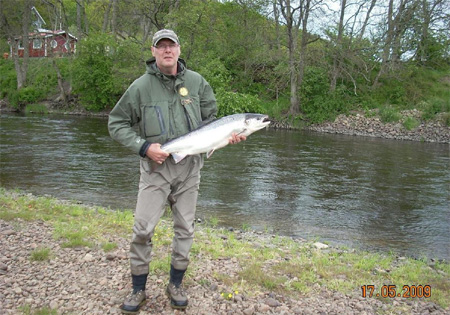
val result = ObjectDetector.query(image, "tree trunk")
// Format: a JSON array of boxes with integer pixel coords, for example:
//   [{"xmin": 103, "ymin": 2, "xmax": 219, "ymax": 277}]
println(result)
[
  {"xmin": 358, "ymin": 0, "xmax": 377, "ymax": 40},
  {"xmin": 273, "ymin": 0, "xmax": 281, "ymax": 49},
  {"xmin": 373, "ymin": 0, "xmax": 394, "ymax": 87},
  {"xmin": 102, "ymin": 0, "xmax": 112, "ymax": 33},
  {"xmin": 52, "ymin": 59, "xmax": 68, "ymax": 106},
  {"xmin": 330, "ymin": 0, "xmax": 346, "ymax": 92},
  {"xmin": 76, "ymin": 0, "xmax": 83, "ymax": 40},
  {"xmin": 111, "ymin": 0, "xmax": 117, "ymax": 35},
  {"xmin": 14, "ymin": 0, "xmax": 32, "ymax": 91}
]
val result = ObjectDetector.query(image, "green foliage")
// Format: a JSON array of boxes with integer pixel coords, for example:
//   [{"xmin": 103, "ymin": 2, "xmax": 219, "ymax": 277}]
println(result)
[
  {"xmin": 1, "ymin": 0, "xmax": 449, "ymax": 125},
  {"xmin": 299, "ymin": 67, "xmax": 352, "ymax": 123},
  {"xmin": 216, "ymin": 88, "xmax": 264, "ymax": 117},
  {"xmin": 0, "ymin": 59, "xmax": 19, "ymax": 107},
  {"xmin": 379, "ymin": 106, "xmax": 402, "ymax": 123},
  {"xmin": 71, "ymin": 33, "xmax": 121, "ymax": 111},
  {"xmin": 403, "ymin": 117, "xmax": 420, "ymax": 130},
  {"xmin": 18, "ymin": 86, "xmax": 46, "ymax": 103},
  {"xmin": 196, "ymin": 58, "xmax": 232, "ymax": 92},
  {"xmin": 113, "ymin": 38, "xmax": 147, "ymax": 90},
  {"xmin": 419, "ymin": 97, "xmax": 450, "ymax": 121}
]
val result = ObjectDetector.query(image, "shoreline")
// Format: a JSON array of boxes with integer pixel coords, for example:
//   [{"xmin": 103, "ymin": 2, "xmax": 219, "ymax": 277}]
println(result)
[
  {"xmin": 1, "ymin": 190, "xmax": 448, "ymax": 314},
  {"xmin": 2, "ymin": 106, "xmax": 449, "ymax": 144}
]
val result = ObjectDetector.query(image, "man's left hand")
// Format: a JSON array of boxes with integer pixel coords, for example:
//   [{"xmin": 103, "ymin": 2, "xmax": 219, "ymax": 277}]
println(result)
[{"xmin": 229, "ymin": 133, "xmax": 246, "ymax": 145}]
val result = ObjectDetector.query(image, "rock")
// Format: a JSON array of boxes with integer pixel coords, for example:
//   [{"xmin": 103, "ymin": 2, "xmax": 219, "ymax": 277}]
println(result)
[
  {"xmin": 2, "ymin": 229, "xmax": 16, "ymax": 236},
  {"xmin": 0, "ymin": 262, "xmax": 8, "ymax": 270},
  {"xmin": 313, "ymin": 242, "xmax": 329, "ymax": 249},
  {"xmin": 105, "ymin": 253, "xmax": 116, "ymax": 261},
  {"xmin": 266, "ymin": 298, "xmax": 280, "ymax": 307},
  {"xmin": 83, "ymin": 253, "xmax": 94, "ymax": 262}
]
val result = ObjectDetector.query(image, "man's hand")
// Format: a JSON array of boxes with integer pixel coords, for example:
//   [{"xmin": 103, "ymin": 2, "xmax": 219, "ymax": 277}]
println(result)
[
  {"xmin": 146, "ymin": 143, "xmax": 170, "ymax": 164},
  {"xmin": 229, "ymin": 133, "xmax": 246, "ymax": 145}
]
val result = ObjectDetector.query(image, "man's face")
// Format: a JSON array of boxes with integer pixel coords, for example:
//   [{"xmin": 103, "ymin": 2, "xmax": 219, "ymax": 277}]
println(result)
[{"xmin": 151, "ymin": 38, "xmax": 180, "ymax": 75}]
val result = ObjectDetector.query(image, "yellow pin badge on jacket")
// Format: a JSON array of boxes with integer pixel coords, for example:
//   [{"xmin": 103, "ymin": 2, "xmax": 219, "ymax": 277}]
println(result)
[{"xmin": 179, "ymin": 87, "xmax": 188, "ymax": 96}]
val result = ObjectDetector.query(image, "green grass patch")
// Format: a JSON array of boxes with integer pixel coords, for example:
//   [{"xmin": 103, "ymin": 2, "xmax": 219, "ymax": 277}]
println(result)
[
  {"xmin": 25, "ymin": 103, "xmax": 48, "ymax": 114},
  {"xmin": 19, "ymin": 305, "xmax": 58, "ymax": 315},
  {"xmin": 101, "ymin": 242, "xmax": 118, "ymax": 252},
  {"xmin": 30, "ymin": 247, "xmax": 51, "ymax": 262}
]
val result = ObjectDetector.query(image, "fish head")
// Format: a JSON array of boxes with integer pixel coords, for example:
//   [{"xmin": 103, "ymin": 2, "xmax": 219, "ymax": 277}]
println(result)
[{"xmin": 243, "ymin": 114, "xmax": 271, "ymax": 134}]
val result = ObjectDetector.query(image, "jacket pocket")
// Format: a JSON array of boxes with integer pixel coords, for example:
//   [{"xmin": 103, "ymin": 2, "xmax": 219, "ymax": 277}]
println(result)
[
  {"xmin": 142, "ymin": 103, "xmax": 168, "ymax": 137},
  {"xmin": 182, "ymin": 95, "xmax": 201, "ymax": 129}
]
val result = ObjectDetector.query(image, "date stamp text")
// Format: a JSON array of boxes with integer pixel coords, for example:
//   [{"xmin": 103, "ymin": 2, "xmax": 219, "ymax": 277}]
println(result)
[{"xmin": 361, "ymin": 285, "xmax": 431, "ymax": 298}]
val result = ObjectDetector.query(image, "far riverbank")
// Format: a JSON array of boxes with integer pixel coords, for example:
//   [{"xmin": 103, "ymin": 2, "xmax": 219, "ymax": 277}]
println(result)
[{"xmin": 1, "ymin": 102, "xmax": 449, "ymax": 144}]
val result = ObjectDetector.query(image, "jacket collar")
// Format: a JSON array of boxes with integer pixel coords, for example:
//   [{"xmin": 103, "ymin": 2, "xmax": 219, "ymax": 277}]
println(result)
[{"xmin": 145, "ymin": 57, "xmax": 186, "ymax": 78}]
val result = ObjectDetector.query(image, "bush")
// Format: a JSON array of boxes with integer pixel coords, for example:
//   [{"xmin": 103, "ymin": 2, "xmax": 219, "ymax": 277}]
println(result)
[
  {"xmin": 403, "ymin": 117, "xmax": 420, "ymax": 130},
  {"xmin": 0, "ymin": 59, "xmax": 18, "ymax": 107},
  {"xmin": 72, "ymin": 34, "xmax": 121, "ymax": 111},
  {"xmin": 215, "ymin": 88, "xmax": 264, "ymax": 117},
  {"xmin": 196, "ymin": 58, "xmax": 232, "ymax": 92},
  {"xmin": 420, "ymin": 98, "xmax": 450, "ymax": 121},
  {"xmin": 379, "ymin": 106, "xmax": 402, "ymax": 123},
  {"xmin": 18, "ymin": 86, "xmax": 47, "ymax": 103}
]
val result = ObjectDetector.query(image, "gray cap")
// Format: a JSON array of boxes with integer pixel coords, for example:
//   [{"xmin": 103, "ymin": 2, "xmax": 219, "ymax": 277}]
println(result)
[{"xmin": 152, "ymin": 29, "xmax": 179, "ymax": 46}]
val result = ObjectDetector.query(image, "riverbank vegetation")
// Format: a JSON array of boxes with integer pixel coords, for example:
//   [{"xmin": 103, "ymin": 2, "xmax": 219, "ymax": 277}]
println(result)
[
  {"xmin": 1, "ymin": 1, "xmax": 449, "ymax": 126},
  {"xmin": 1, "ymin": 188, "xmax": 449, "ymax": 310}
]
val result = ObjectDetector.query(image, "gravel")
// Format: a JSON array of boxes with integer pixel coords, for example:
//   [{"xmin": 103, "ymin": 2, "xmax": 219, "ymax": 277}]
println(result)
[
  {"xmin": 1, "ymin": 219, "xmax": 448, "ymax": 314},
  {"xmin": 306, "ymin": 110, "xmax": 449, "ymax": 144}
]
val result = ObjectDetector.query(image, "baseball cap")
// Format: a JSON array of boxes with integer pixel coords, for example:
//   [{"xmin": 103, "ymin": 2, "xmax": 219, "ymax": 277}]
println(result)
[{"xmin": 152, "ymin": 29, "xmax": 180, "ymax": 46}]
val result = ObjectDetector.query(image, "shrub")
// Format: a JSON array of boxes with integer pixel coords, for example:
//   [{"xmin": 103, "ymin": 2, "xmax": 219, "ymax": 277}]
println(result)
[
  {"xmin": 403, "ymin": 117, "xmax": 420, "ymax": 130},
  {"xmin": 379, "ymin": 106, "xmax": 402, "ymax": 123},
  {"xmin": 18, "ymin": 86, "xmax": 46, "ymax": 103},
  {"xmin": 420, "ymin": 98, "xmax": 450, "ymax": 121},
  {"xmin": 0, "ymin": 59, "xmax": 18, "ymax": 107},
  {"xmin": 215, "ymin": 88, "xmax": 264, "ymax": 117},
  {"xmin": 71, "ymin": 34, "xmax": 121, "ymax": 111}
]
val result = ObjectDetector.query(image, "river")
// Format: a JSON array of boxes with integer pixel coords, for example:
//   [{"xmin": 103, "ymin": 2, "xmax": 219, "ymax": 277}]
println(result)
[{"xmin": 1, "ymin": 113, "xmax": 449, "ymax": 260}]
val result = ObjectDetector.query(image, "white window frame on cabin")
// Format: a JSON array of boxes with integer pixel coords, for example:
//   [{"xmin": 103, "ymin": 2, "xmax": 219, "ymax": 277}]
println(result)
[{"xmin": 33, "ymin": 38, "xmax": 42, "ymax": 49}]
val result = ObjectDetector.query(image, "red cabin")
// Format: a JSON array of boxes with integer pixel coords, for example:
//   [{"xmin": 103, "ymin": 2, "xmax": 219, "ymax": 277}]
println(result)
[
  {"xmin": 11, "ymin": 30, "xmax": 77, "ymax": 58},
  {"xmin": 8, "ymin": 6, "xmax": 77, "ymax": 58}
]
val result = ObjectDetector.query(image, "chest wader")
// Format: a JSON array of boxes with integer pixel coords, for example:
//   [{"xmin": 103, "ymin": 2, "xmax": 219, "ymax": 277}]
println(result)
[{"xmin": 129, "ymin": 154, "xmax": 203, "ymax": 276}]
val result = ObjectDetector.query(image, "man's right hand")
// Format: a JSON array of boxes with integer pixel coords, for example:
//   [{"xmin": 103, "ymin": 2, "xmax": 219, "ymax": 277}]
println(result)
[{"xmin": 146, "ymin": 143, "xmax": 170, "ymax": 164}]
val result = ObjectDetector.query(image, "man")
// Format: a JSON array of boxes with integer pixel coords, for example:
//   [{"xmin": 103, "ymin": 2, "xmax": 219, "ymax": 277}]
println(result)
[{"xmin": 108, "ymin": 29, "xmax": 245, "ymax": 313}]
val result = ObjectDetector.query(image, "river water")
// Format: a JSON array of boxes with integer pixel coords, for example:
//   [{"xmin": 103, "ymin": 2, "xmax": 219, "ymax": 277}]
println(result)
[{"xmin": 1, "ymin": 113, "xmax": 449, "ymax": 260}]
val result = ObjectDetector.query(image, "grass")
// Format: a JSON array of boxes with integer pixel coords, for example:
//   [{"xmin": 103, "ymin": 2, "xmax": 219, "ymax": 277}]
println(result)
[
  {"xmin": 30, "ymin": 247, "xmax": 52, "ymax": 262},
  {"xmin": 25, "ymin": 103, "xmax": 48, "ymax": 114},
  {"xmin": 403, "ymin": 116, "xmax": 420, "ymax": 130},
  {"xmin": 1, "ymin": 188, "xmax": 449, "ymax": 309}
]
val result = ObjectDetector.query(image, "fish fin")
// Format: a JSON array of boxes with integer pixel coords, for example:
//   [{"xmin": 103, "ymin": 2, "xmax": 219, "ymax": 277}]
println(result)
[
  {"xmin": 171, "ymin": 153, "xmax": 188, "ymax": 164},
  {"xmin": 206, "ymin": 149, "xmax": 215, "ymax": 159}
]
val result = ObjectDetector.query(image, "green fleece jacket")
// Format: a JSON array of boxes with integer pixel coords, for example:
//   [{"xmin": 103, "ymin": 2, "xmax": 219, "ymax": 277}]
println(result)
[{"xmin": 108, "ymin": 57, "xmax": 217, "ymax": 157}]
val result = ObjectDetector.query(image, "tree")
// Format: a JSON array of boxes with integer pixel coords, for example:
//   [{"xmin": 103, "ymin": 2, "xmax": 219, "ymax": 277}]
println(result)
[
  {"xmin": 373, "ymin": 0, "xmax": 416, "ymax": 87},
  {"xmin": 0, "ymin": 0, "xmax": 31, "ymax": 90},
  {"xmin": 277, "ymin": 0, "xmax": 317, "ymax": 114},
  {"xmin": 330, "ymin": 0, "xmax": 346, "ymax": 92}
]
